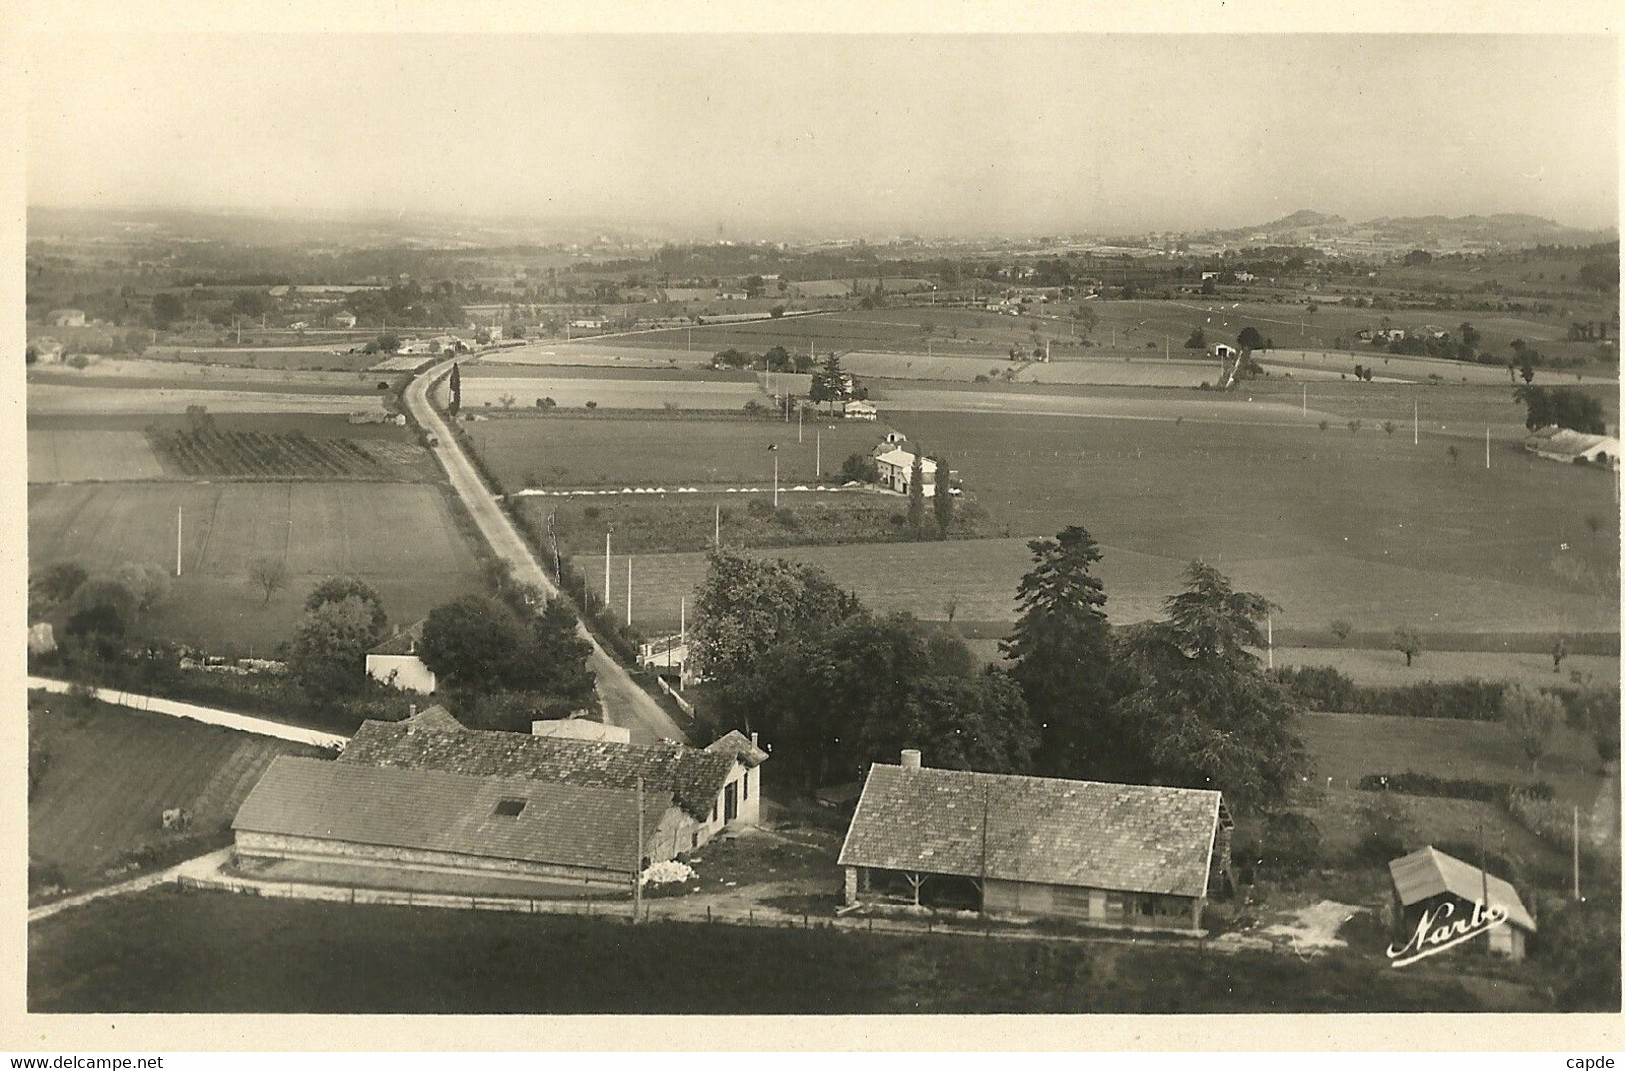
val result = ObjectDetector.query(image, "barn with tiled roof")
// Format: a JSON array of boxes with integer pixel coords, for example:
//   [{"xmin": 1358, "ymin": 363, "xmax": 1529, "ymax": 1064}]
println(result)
[{"xmin": 838, "ymin": 750, "xmax": 1231, "ymax": 931}]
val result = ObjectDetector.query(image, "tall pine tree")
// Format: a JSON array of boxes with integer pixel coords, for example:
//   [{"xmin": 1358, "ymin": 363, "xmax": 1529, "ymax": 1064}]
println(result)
[
  {"xmin": 932, "ymin": 453, "xmax": 954, "ymax": 538},
  {"xmin": 449, "ymin": 362, "xmax": 462, "ymax": 415},
  {"xmin": 1001, "ymin": 526, "xmax": 1120, "ymax": 779},
  {"xmin": 1115, "ymin": 561, "xmax": 1307, "ymax": 810}
]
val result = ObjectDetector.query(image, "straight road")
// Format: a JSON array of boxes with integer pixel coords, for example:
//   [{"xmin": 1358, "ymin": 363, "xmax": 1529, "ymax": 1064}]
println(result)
[{"xmin": 403, "ymin": 356, "xmax": 688, "ymax": 745}]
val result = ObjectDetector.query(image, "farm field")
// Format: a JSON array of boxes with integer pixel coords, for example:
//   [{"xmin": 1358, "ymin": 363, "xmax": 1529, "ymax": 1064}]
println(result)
[
  {"xmin": 29, "ymin": 430, "xmax": 167, "ymax": 483},
  {"xmin": 465, "ymin": 415, "xmax": 886, "ymax": 490},
  {"xmin": 451, "ymin": 376, "xmax": 765, "ymax": 411},
  {"xmin": 963, "ymin": 640, "xmax": 1620, "ymax": 678},
  {"xmin": 29, "ymin": 356, "xmax": 402, "ymax": 390},
  {"xmin": 869, "ymin": 386, "xmax": 1345, "ymax": 425},
  {"xmin": 523, "ymin": 488, "xmax": 980, "ymax": 558},
  {"xmin": 28, "ymin": 481, "xmax": 483, "ymax": 653},
  {"xmin": 29, "ymin": 696, "xmax": 330, "ymax": 889},
  {"xmin": 482, "ymin": 342, "xmax": 697, "ymax": 368},
  {"xmin": 145, "ymin": 428, "xmax": 402, "ymax": 481},
  {"xmin": 1297, "ymin": 711, "xmax": 1603, "ymax": 808},
  {"xmin": 1258, "ymin": 348, "xmax": 1617, "ymax": 387},
  {"xmin": 28, "ymin": 887, "xmax": 1513, "ymax": 1013},
  {"xmin": 590, "ymin": 406, "xmax": 1619, "ymax": 637},
  {"xmin": 28, "ymin": 382, "xmax": 386, "ymax": 416},
  {"xmin": 1273, "ymin": 648, "xmax": 1620, "ymax": 690},
  {"xmin": 460, "ymin": 364, "xmax": 755, "ymax": 383},
  {"xmin": 146, "ymin": 345, "xmax": 384, "ymax": 372},
  {"xmin": 590, "ymin": 534, "xmax": 1620, "ymax": 638}
]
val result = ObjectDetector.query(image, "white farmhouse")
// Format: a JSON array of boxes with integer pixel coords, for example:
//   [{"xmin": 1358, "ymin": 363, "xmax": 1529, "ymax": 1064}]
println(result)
[
  {"xmin": 875, "ymin": 447, "xmax": 937, "ymax": 498},
  {"xmin": 365, "ymin": 620, "xmax": 437, "ymax": 695}
]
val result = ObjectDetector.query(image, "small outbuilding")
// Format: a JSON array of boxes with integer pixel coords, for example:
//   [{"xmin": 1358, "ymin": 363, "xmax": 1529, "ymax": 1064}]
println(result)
[
  {"xmin": 365, "ymin": 619, "xmax": 436, "ymax": 694},
  {"xmin": 838, "ymin": 751, "xmax": 1231, "ymax": 932},
  {"xmin": 844, "ymin": 400, "xmax": 878, "ymax": 421},
  {"xmin": 1387, "ymin": 845, "xmax": 1536, "ymax": 962},
  {"xmin": 1524, "ymin": 425, "xmax": 1620, "ymax": 469}
]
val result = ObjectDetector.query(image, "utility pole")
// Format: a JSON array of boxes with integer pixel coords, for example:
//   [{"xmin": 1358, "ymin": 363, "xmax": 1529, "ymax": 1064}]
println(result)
[
  {"xmin": 1266, "ymin": 612, "xmax": 1274, "ymax": 670},
  {"xmin": 1413, "ymin": 400, "xmax": 1419, "ymax": 446},
  {"xmin": 626, "ymin": 557, "xmax": 632, "ymax": 625},
  {"xmin": 1485, "ymin": 427, "xmax": 1491, "ymax": 470},
  {"xmin": 632, "ymin": 777, "xmax": 644, "ymax": 922},
  {"xmin": 798, "ymin": 405, "xmax": 803, "ymax": 443},
  {"xmin": 772, "ymin": 450, "xmax": 780, "ymax": 508},
  {"xmin": 175, "ymin": 505, "xmax": 183, "ymax": 577},
  {"xmin": 604, "ymin": 527, "xmax": 612, "ymax": 611},
  {"xmin": 714, "ymin": 504, "xmax": 720, "ymax": 546},
  {"xmin": 815, "ymin": 430, "xmax": 821, "ymax": 478},
  {"xmin": 1302, "ymin": 385, "xmax": 1307, "ymax": 416},
  {"xmin": 1573, "ymin": 805, "xmax": 1582, "ymax": 900},
  {"xmin": 979, "ymin": 787, "xmax": 990, "ymax": 919}
]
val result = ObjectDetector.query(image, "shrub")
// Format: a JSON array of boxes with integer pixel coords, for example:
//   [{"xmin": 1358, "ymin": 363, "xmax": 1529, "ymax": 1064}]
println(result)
[
  {"xmin": 1356, "ymin": 771, "xmax": 1554, "ymax": 808},
  {"xmin": 1272, "ymin": 665, "xmax": 1357, "ymax": 711},
  {"xmin": 1354, "ymin": 793, "xmax": 1416, "ymax": 864},
  {"xmin": 746, "ymin": 499, "xmax": 775, "ymax": 518},
  {"xmin": 1259, "ymin": 811, "xmax": 1322, "ymax": 876},
  {"xmin": 773, "ymin": 508, "xmax": 800, "ymax": 529}
]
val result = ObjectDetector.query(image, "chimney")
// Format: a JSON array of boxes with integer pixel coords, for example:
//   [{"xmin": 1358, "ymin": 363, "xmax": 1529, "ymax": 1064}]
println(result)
[
  {"xmin": 900, "ymin": 749, "xmax": 922, "ymax": 770},
  {"xmin": 750, "ymin": 731, "xmax": 759, "ymax": 749}
]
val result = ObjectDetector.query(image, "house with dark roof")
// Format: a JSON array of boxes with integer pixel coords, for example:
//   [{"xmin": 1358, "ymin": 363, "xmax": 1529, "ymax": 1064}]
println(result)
[
  {"xmin": 1387, "ymin": 846, "xmax": 1536, "ymax": 961},
  {"xmin": 233, "ymin": 755, "xmax": 671, "ymax": 895},
  {"xmin": 365, "ymin": 619, "xmax": 436, "ymax": 694},
  {"xmin": 337, "ymin": 708, "xmax": 768, "ymax": 858},
  {"xmin": 837, "ymin": 750, "xmax": 1231, "ymax": 932}
]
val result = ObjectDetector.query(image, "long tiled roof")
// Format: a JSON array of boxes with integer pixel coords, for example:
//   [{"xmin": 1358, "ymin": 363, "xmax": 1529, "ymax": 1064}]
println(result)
[
  {"xmin": 703, "ymin": 729, "xmax": 769, "ymax": 767},
  {"xmin": 368, "ymin": 619, "xmax": 426, "ymax": 657},
  {"xmin": 340, "ymin": 718, "xmax": 737, "ymax": 822},
  {"xmin": 1388, "ymin": 846, "xmax": 1537, "ymax": 932},
  {"xmin": 233, "ymin": 756, "xmax": 663, "ymax": 874},
  {"xmin": 838, "ymin": 764, "xmax": 1222, "ymax": 898}
]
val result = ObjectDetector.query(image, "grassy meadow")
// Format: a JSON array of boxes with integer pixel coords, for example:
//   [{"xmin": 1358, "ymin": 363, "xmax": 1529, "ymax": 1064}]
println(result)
[
  {"xmin": 29, "ymin": 697, "xmax": 330, "ymax": 889},
  {"xmin": 29, "ymin": 481, "xmax": 484, "ymax": 653}
]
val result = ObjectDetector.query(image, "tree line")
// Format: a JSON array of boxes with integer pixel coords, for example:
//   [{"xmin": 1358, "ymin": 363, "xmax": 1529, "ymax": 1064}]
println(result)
[{"xmin": 690, "ymin": 529, "xmax": 1307, "ymax": 813}]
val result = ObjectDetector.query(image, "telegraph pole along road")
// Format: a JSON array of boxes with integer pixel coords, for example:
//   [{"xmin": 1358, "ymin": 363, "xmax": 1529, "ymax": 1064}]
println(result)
[{"xmin": 403, "ymin": 355, "xmax": 687, "ymax": 745}]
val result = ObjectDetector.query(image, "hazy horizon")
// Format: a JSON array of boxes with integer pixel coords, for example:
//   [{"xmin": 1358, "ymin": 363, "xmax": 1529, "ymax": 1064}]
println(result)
[{"xmin": 27, "ymin": 34, "xmax": 1620, "ymax": 238}]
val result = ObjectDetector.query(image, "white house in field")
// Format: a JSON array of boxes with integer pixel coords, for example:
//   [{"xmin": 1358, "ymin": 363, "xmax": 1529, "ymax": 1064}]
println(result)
[
  {"xmin": 874, "ymin": 447, "xmax": 937, "ymax": 498},
  {"xmin": 844, "ymin": 400, "xmax": 878, "ymax": 421},
  {"xmin": 365, "ymin": 620, "xmax": 436, "ymax": 694}
]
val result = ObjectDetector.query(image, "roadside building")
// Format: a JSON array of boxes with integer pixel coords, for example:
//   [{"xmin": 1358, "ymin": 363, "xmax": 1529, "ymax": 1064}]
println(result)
[
  {"xmin": 48, "ymin": 309, "xmax": 86, "ymax": 327},
  {"xmin": 874, "ymin": 447, "xmax": 937, "ymax": 497},
  {"xmin": 338, "ymin": 708, "xmax": 768, "ymax": 855},
  {"xmin": 365, "ymin": 619, "xmax": 436, "ymax": 694},
  {"xmin": 1212, "ymin": 343, "xmax": 1237, "ymax": 361},
  {"xmin": 331, "ymin": 311, "xmax": 358, "ymax": 329},
  {"xmin": 1387, "ymin": 845, "xmax": 1537, "ymax": 961},
  {"xmin": 1524, "ymin": 425, "xmax": 1620, "ymax": 469},
  {"xmin": 838, "ymin": 751, "xmax": 1231, "ymax": 932},
  {"xmin": 844, "ymin": 400, "xmax": 878, "ymax": 421}
]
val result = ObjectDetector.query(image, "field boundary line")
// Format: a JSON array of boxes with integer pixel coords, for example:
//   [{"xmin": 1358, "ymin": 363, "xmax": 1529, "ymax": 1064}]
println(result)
[{"xmin": 26, "ymin": 676, "xmax": 347, "ymax": 750}]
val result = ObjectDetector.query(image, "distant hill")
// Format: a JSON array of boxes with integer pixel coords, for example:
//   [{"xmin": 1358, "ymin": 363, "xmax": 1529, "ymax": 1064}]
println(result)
[{"xmin": 1197, "ymin": 209, "xmax": 1614, "ymax": 250}]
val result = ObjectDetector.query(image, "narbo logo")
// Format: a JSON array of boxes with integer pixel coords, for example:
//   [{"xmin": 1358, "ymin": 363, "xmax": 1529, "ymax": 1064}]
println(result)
[{"xmin": 1386, "ymin": 898, "xmax": 1509, "ymax": 968}]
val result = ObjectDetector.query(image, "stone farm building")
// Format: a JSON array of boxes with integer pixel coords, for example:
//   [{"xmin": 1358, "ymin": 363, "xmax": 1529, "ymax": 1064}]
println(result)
[
  {"xmin": 838, "ymin": 752, "xmax": 1232, "ymax": 932},
  {"xmin": 365, "ymin": 619, "xmax": 436, "ymax": 694},
  {"xmin": 1524, "ymin": 425, "xmax": 1620, "ymax": 470},
  {"xmin": 874, "ymin": 447, "xmax": 937, "ymax": 498},
  {"xmin": 232, "ymin": 757, "xmax": 665, "ymax": 895},
  {"xmin": 232, "ymin": 709, "xmax": 769, "ymax": 894},
  {"xmin": 1387, "ymin": 845, "xmax": 1537, "ymax": 961}
]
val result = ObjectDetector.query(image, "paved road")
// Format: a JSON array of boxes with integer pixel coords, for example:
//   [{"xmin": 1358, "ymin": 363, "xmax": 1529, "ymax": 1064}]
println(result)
[
  {"xmin": 27, "ymin": 676, "xmax": 347, "ymax": 749},
  {"xmin": 29, "ymin": 849, "xmax": 233, "ymax": 923},
  {"xmin": 403, "ymin": 356, "xmax": 688, "ymax": 745}
]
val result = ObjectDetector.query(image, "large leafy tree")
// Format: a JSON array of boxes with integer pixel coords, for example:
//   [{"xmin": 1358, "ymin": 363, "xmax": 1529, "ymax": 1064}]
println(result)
[
  {"xmin": 690, "ymin": 548, "xmax": 860, "ymax": 685},
  {"xmin": 527, "ymin": 599, "xmax": 596, "ymax": 703},
  {"xmin": 304, "ymin": 576, "xmax": 389, "ymax": 639},
  {"xmin": 420, "ymin": 594, "xmax": 529, "ymax": 691},
  {"xmin": 1514, "ymin": 384, "xmax": 1608, "ymax": 434},
  {"xmin": 1001, "ymin": 527, "xmax": 1120, "ymax": 779},
  {"xmin": 289, "ymin": 595, "xmax": 388, "ymax": 698},
  {"xmin": 1115, "ymin": 561, "xmax": 1307, "ymax": 810}
]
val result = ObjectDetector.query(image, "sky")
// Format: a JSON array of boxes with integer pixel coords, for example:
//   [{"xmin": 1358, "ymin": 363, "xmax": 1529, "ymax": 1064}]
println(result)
[{"xmin": 25, "ymin": 33, "xmax": 1620, "ymax": 238}]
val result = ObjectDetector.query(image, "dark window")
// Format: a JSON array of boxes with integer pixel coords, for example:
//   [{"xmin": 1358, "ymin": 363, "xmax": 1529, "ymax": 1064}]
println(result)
[
  {"xmin": 493, "ymin": 798, "xmax": 526, "ymax": 817},
  {"xmin": 742, "ymin": 768, "xmax": 749, "ymax": 800}
]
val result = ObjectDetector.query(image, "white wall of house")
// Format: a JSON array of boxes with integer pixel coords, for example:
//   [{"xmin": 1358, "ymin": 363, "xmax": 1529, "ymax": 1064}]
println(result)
[{"xmin": 366, "ymin": 653, "xmax": 437, "ymax": 694}]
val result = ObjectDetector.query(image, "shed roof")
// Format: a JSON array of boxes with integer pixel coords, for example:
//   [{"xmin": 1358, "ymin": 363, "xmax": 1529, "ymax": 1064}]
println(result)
[
  {"xmin": 340, "ymin": 718, "xmax": 738, "ymax": 822},
  {"xmin": 233, "ymin": 756, "xmax": 664, "ymax": 873},
  {"xmin": 838, "ymin": 764, "xmax": 1222, "ymax": 898},
  {"xmin": 368, "ymin": 619, "xmax": 426, "ymax": 657},
  {"xmin": 1387, "ymin": 846, "xmax": 1537, "ymax": 932},
  {"xmin": 1528, "ymin": 428, "xmax": 1618, "ymax": 459},
  {"xmin": 704, "ymin": 729, "xmax": 770, "ymax": 767}
]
